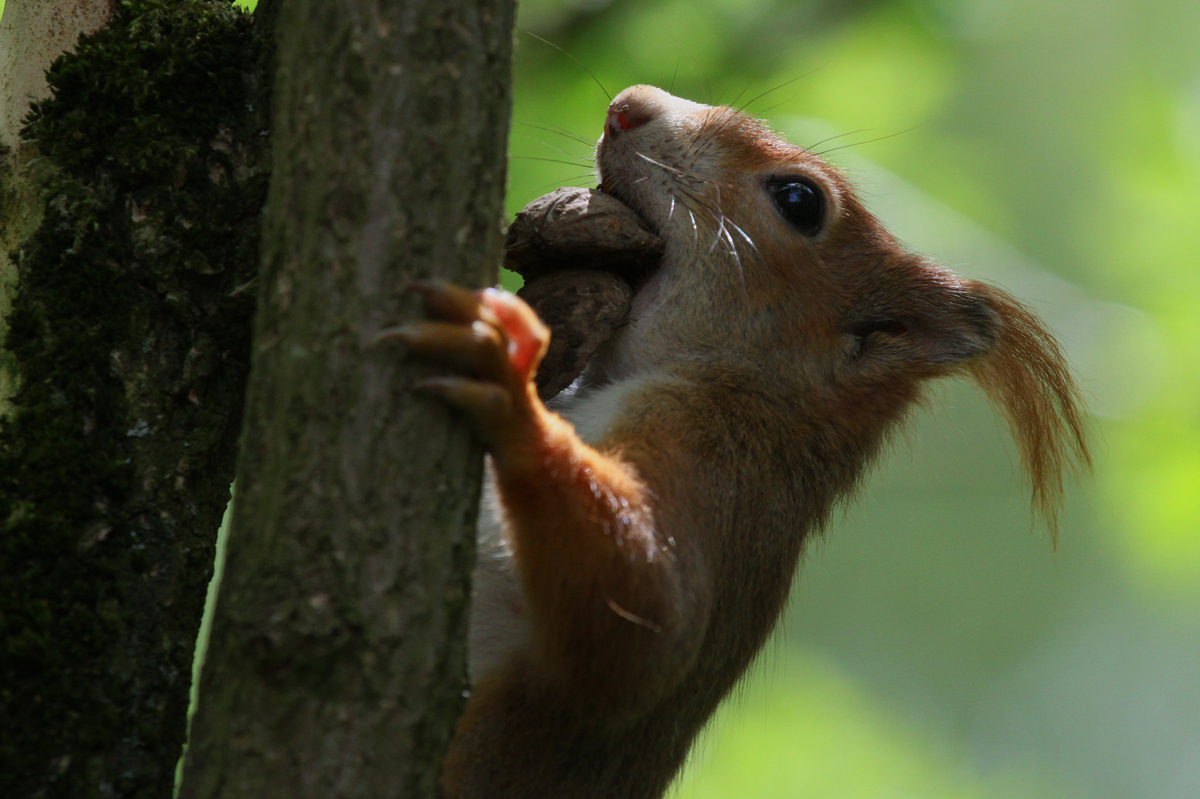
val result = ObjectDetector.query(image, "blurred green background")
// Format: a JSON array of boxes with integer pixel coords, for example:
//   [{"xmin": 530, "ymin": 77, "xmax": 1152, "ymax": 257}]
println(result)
[
  {"xmin": 500, "ymin": 1, "xmax": 1199, "ymax": 798},
  {"xmin": 14, "ymin": 0, "xmax": 1198, "ymax": 796}
]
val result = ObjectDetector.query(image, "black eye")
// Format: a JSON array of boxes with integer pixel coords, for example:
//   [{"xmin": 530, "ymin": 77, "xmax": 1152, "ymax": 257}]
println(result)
[{"xmin": 767, "ymin": 178, "xmax": 825, "ymax": 236}]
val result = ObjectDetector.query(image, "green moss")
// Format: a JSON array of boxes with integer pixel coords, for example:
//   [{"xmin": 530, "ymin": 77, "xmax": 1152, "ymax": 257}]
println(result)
[
  {"xmin": 0, "ymin": 1, "xmax": 266, "ymax": 795},
  {"xmin": 0, "ymin": 140, "xmax": 26, "ymax": 413}
]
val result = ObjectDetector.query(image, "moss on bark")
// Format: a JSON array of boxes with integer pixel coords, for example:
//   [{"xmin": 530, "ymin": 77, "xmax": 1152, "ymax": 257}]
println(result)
[
  {"xmin": 0, "ymin": 138, "xmax": 22, "ymax": 410},
  {"xmin": 0, "ymin": 2, "xmax": 270, "ymax": 796}
]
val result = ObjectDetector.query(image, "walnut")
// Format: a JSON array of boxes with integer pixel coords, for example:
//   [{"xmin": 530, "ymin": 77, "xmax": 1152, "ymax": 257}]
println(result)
[
  {"xmin": 505, "ymin": 188, "xmax": 664, "ymax": 400},
  {"xmin": 505, "ymin": 187, "xmax": 663, "ymax": 281}
]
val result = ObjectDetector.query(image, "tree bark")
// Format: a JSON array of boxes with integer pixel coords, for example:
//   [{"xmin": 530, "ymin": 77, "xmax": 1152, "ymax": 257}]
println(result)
[
  {"xmin": 0, "ymin": 2, "xmax": 273, "ymax": 796},
  {"xmin": 179, "ymin": 0, "xmax": 515, "ymax": 796}
]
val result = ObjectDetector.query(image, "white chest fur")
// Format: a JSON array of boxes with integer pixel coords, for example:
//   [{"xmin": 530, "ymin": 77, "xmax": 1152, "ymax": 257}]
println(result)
[{"xmin": 466, "ymin": 373, "xmax": 660, "ymax": 682}]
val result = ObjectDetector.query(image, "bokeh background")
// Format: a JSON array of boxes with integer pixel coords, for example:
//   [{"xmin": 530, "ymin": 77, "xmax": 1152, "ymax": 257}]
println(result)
[
  {"xmin": 12, "ymin": 0, "xmax": 1197, "ymax": 796},
  {"xmin": 499, "ymin": 1, "xmax": 1199, "ymax": 797}
]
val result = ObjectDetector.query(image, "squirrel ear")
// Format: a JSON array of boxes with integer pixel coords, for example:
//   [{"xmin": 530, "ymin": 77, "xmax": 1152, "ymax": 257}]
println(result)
[
  {"xmin": 842, "ymin": 270, "xmax": 999, "ymax": 369},
  {"xmin": 844, "ymin": 271, "xmax": 1090, "ymax": 537}
]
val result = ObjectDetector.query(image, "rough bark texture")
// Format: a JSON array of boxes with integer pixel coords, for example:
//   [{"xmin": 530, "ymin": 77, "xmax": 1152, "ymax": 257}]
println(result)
[
  {"xmin": 0, "ymin": 2, "xmax": 273, "ymax": 796},
  {"xmin": 179, "ymin": 0, "xmax": 515, "ymax": 796}
]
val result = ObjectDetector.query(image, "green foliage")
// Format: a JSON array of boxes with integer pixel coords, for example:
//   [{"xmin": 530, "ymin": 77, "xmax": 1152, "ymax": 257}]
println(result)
[
  {"xmin": 675, "ymin": 651, "xmax": 1083, "ymax": 799},
  {"xmin": 4, "ymin": 0, "xmax": 1192, "ymax": 794},
  {"xmin": 508, "ymin": 0, "xmax": 1200, "ymax": 797}
]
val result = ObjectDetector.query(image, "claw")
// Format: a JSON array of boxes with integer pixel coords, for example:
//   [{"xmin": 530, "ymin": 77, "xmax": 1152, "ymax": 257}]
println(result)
[
  {"xmin": 479, "ymin": 288, "xmax": 550, "ymax": 380},
  {"xmin": 374, "ymin": 284, "xmax": 549, "ymax": 449},
  {"xmin": 394, "ymin": 320, "xmax": 509, "ymax": 381},
  {"xmin": 372, "ymin": 324, "xmax": 419, "ymax": 347},
  {"xmin": 416, "ymin": 377, "xmax": 513, "ymax": 441},
  {"xmin": 407, "ymin": 281, "xmax": 498, "ymax": 327}
]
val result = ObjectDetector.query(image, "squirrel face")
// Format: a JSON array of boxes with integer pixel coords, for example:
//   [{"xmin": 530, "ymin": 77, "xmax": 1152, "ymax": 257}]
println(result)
[
  {"xmin": 596, "ymin": 84, "xmax": 985, "ymax": 371},
  {"xmin": 593, "ymin": 85, "xmax": 1085, "ymax": 526}
]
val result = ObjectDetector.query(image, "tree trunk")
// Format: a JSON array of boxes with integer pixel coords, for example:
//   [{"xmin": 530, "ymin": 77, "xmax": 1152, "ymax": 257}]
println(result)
[
  {"xmin": 0, "ymin": 2, "xmax": 273, "ymax": 796},
  {"xmin": 179, "ymin": 0, "xmax": 515, "ymax": 796}
]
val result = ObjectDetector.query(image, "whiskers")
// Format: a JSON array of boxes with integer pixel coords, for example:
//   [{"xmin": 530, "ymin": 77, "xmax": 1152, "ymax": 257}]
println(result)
[
  {"xmin": 809, "ymin": 121, "xmax": 929, "ymax": 157},
  {"xmin": 523, "ymin": 32, "xmax": 611, "ymax": 102},
  {"xmin": 625, "ymin": 145, "xmax": 763, "ymax": 295},
  {"xmin": 512, "ymin": 122, "xmax": 598, "ymax": 189},
  {"xmin": 518, "ymin": 122, "xmax": 596, "ymax": 149},
  {"xmin": 733, "ymin": 68, "xmax": 823, "ymax": 115}
]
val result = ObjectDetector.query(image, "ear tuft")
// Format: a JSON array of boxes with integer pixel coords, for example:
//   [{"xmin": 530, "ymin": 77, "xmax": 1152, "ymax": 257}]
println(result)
[
  {"xmin": 966, "ymin": 282, "xmax": 1092, "ymax": 541},
  {"xmin": 842, "ymin": 270, "xmax": 999, "ymax": 368}
]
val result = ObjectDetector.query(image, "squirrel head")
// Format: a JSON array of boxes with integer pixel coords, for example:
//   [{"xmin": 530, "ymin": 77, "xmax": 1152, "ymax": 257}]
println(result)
[{"xmin": 595, "ymin": 84, "xmax": 1090, "ymax": 534}]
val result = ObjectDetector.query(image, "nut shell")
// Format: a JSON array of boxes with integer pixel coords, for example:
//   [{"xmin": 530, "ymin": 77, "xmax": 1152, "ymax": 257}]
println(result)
[
  {"xmin": 517, "ymin": 269, "xmax": 632, "ymax": 400},
  {"xmin": 505, "ymin": 188, "xmax": 664, "ymax": 400},
  {"xmin": 505, "ymin": 187, "xmax": 663, "ymax": 281}
]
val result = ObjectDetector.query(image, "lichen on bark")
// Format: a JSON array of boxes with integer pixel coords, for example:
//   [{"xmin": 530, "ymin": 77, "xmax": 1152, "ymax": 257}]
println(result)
[{"xmin": 0, "ymin": 1, "xmax": 270, "ymax": 796}]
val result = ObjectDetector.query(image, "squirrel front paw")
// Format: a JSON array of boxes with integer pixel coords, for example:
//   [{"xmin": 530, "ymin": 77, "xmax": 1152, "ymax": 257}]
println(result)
[{"xmin": 377, "ymin": 282, "xmax": 550, "ymax": 450}]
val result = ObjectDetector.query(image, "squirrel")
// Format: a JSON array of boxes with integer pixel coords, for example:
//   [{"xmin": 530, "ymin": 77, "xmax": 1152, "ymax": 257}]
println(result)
[{"xmin": 386, "ymin": 85, "xmax": 1090, "ymax": 799}]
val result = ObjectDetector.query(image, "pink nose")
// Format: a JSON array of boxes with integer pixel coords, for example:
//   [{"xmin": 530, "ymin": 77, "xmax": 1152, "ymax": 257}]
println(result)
[{"xmin": 605, "ymin": 107, "xmax": 650, "ymax": 137}]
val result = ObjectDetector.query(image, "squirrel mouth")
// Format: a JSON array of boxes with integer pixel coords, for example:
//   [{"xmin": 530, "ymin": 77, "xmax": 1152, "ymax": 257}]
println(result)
[
  {"xmin": 503, "ymin": 186, "xmax": 664, "ymax": 295},
  {"xmin": 500, "ymin": 186, "xmax": 665, "ymax": 399},
  {"xmin": 500, "ymin": 187, "xmax": 666, "ymax": 399},
  {"xmin": 597, "ymin": 183, "xmax": 664, "ymax": 294}
]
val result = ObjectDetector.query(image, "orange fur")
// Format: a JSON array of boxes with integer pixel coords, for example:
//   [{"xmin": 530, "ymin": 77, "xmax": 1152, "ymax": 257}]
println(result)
[
  {"xmin": 967, "ymin": 283, "xmax": 1092, "ymax": 540},
  {"xmin": 403, "ymin": 86, "xmax": 1090, "ymax": 799}
]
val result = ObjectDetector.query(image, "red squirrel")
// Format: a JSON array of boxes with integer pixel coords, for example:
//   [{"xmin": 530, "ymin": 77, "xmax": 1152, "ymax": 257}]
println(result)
[{"xmin": 391, "ymin": 85, "xmax": 1089, "ymax": 798}]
